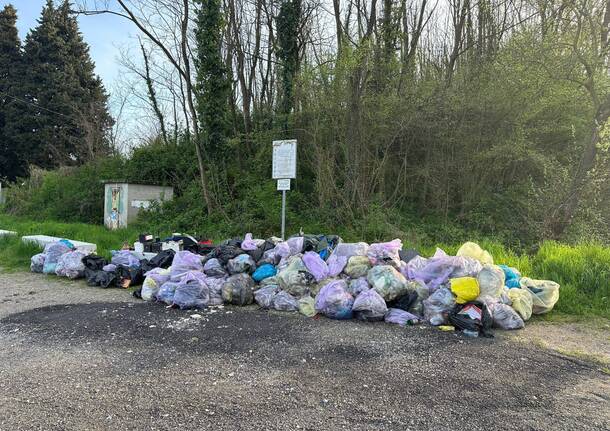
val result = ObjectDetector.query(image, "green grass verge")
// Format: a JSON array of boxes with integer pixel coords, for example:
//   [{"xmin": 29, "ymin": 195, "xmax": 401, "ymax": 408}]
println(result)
[{"xmin": 0, "ymin": 213, "xmax": 608, "ymax": 318}]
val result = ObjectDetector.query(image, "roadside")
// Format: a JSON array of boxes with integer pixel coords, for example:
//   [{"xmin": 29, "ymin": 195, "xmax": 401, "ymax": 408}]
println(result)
[{"xmin": 0, "ymin": 271, "xmax": 608, "ymax": 430}]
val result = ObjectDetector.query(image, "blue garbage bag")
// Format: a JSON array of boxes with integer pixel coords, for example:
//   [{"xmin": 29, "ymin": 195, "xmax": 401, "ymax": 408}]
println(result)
[{"xmin": 252, "ymin": 263, "xmax": 277, "ymax": 282}]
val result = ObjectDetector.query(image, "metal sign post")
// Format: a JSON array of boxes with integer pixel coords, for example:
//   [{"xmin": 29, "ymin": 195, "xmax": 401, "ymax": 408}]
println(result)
[{"xmin": 272, "ymin": 140, "xmax": 297, "ymax": 240}]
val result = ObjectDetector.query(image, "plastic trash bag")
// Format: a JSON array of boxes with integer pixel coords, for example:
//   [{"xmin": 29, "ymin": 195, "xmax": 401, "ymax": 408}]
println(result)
[
  {"xmin": 347, "ymin": 277, "xmax": 370, "ymax": 297},
  {"xmin": 206, "ymin": 276, "xmax": 227, "ymax": 306},
  {"xmin": 367, "ymin": 239, "xmax": 402, "ymax": 267},
  {"xmin": 388, "ymin": 281, "xmax": 424, "ymax": 314},
  {"xmin": 302, "ymin": 251, "xmax": 329, "ymax": 282},
  {"xmin": 352, "ymin": 289, "xmax": 388, "ymax": 321},
  {"xmin": 326, "ymin": 254, "xmax": 348, "ymax": 277},
  {"xmin": 141, "ymin": 268, "xmax": 171, "ymax": 301},
  {"xmin": 272, "ymin": 291, "xmax": 299, "ymax": 312},
  {"xmin": 448, "ymin": 302, "xmax": 493, "ymax": 337},
  {"xmin": 344, "ymin": 255, "xmax": 371, "ymax": 278},
  {"xmin": 208, "ymin": 245, "xmax": 244, "ymax": 265},
  {"xmin": 423, "ymin": 287, "xmax": 456, "ymax": 326},
  {"xmin": 259, "ymin": 275, "xmax": 280, "ymax": 288},
  {"xmin": 410, "ymin": 248, "xmax": 482, "ymax": 290},
  {"xmin": 456, "ymin": 242, "xmax": 494, "ymax": 265},
  {"xmin": 170, "ymin": 250, "xmax": 203, "ymax": 281},
  {"xmin": 405, "ymin": 255, "xmax": 428, "ymax": 279},
  {"xmin": 367, "ymin": 265, "xmax": 409, "ymax": 302},
  {"xmin": 385, "ymin": 308, "xmax": 421, "ymax": 326},
  {"xmin": 488, "ymin": 302, "xmax": 524, "ymax": 330},
  {"xmin": 31, "ymin": 253, "xmax": 46, "ymax": 273},
  {"xmin": 477, "ymin": 265, "xmax": 505, "ymax": 300},
  {"xmin": 286, "ymin": 236, "xmax": 305, "ymax": 255},
  {"xmin": 499, "ymin": 264, "xmax": 521, "ymax": 288},
  {"xmin": 519, "ymin": 277, "xmax": 560, "ymax": 315},
  {"xmin": 227, "ymin": 254, "xmax": 256, "ymax": 275},
  {"xmin": 252, "ymin": 263, "xmax": 277, "ymax": 282},
  {"xmin": 43, "ymin": 242, "xmax": 73, "ymax": 274},
  {"xmin": 506, "ymin": 288, "xmax": 533, "ymax": 321},
  {"xmin": 240, "ymin": 233, "xmax": 258, "ymax": 251},
  {"xmin": 222, "ymin": 273, "xmax": 254, "ymax": 305},
  {"xmin": 399, "ymin": 249, "xmax": 419, "ymax": 264},
  {"xmin": 277, "ymin": 257, "xmax": 315, "ymax": 297},
  {"xmin": 330, "ymin": 242, "xmax": 369, "ymax": 260},
  {"xmin": 55, "ymin": 251, "xmax": 87, "ymax": 279},
  {"xmin": 111, "ymin": 250, "xmax": 141, "ymax": 269},
  {"xmin": 450, "ymin": 277, "xmax": 480, "ymax": 304},
  {"xmin": 157, "ymin": 281, "xmax": 180, "ymax": 305},
  {"xmin": 314, "ymin": 280, "xmax": 354, "ymax": 320},
  {"xmin": 203, "ymin": 258, "xmax": 227, "ymax": 277},
  {"xmin": 173, "ymin": 271, "xmax": 209, "ymax": 310},
  {"xmin": 298, "ymin": 295, "xmax": 316, "ymax": 317},
  {"xmin": 254, "ymin": 285, "xmax": 279, "ymax": 309},
  {"xmin": 102, "ymin": 264, "xmax": 117, "ymax": 272}
]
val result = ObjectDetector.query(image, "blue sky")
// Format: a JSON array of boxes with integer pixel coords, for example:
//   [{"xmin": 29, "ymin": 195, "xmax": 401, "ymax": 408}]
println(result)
[{"xmin": 4, "ymin": 0, "xmax": 136, "ymax": 88}]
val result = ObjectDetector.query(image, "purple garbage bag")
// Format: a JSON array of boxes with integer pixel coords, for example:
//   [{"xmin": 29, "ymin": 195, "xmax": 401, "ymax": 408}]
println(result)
[
  {"xmin": 302, "ymin": 251, "xmax": 329, "ymax": 282},
  {"xmin": 206, "ymin": 275, "xmax": 227, "ymax": 306},
  {"xmin": 241, "ymin": 233, "xmax": 258, "ymax": 251},
  {"xmin": 410, "ymin": 248, "xmax": 482, "ymax": 291},
  {"xmin": 352, "ymin": 289, "xmax": 388, "ymax": 321},
  {"xmin": 286, "ymin": 236, "xmax": 304, "ymax": 255},
  {"xmin": 111, "ymin": 250, "xmax": 141, "ymax": 269},
  {"xmin": 170, "ymin": 250, "xmax": 203, "ymax": 281},
  {"xmin": 173, "ymin": 271, "xmax": 209, "ymax": 310},
  {"xmin": 385, "ymin": 308, "xmax": 421, "ymax": 326},
  {"xmin": 348, "ymin": 277, "xmax": 370, "ymax": 296},
  {"xmin": 367, "ymin": 239, "xmax": 402, "ymax": 266},
  {"xmin": 327, "ymin": 254, "xmax": 348, "ymax": 277},
  {"xmin": 103, "ymin": 263, "xmax": 117, "ymax": 272},
  {"xmin": 314, "ymin": 280, "xmax": 354, "ymax": 320}
]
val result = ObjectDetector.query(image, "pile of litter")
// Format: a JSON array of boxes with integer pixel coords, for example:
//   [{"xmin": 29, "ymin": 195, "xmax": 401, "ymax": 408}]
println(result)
[{"xmin": 31, "ymin": 235, "xmax": 560, "ymax": 338}]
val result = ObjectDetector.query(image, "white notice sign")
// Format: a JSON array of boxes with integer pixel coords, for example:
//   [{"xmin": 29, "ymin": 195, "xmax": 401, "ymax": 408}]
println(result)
[
  {"xmin": 277, "ymin": 179, "xmax": 291, "ymax": 191},
  {"xmin": 272, "ymin": 140, "xmax": 297, "ymax": 179}
]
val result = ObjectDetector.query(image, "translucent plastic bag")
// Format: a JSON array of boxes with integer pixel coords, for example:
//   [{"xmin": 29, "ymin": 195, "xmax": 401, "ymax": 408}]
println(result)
[
  {"xmin": 405, "ymin": 255, "xmax": 428, "ymax": 280},
  {"xmin": 477, "ymin": 265, "xmax": 505, "ymax": 300},
  {"xmin": 277, "ymin": 257, "xmax": 315, "ymax": 296},
  {"xmin": 367, "ymin": 239, "xmax": 402, "ymax": 267},
  {"xmin": 31, "ymin": 253, "xmax": 46, "ymax": 273},
  {"xmin": 222, "ymin": 273, "xmax": 254, "ymax": 305},
  {"xmin": 259, "ymin": 275, "xmax": 280, "ymax": 288},
  {"xmin": 385, "ymin": 308, "xmax": 421, "ymax": 326},
  {"xmin": 314, "ymin": 280, "xmax": 354, "ymax": 320},
  {"xmin": 298, "ymin": 295, "xmax": 316, "ymax": 317},
  {"xmin": 520, "ymin": 278, "xmax": 560, "ymax": 315},
  {"xmin": 240, "ymin": 233, "xmax": 258, "ymax": 251},
  {"xmin": 111, "ymin": 250, "xmax": 141, "ymax": 269},
  {"xmin": 450, "ymin": 277, "xmax": 480, "ymax": 304},
  {"xmin": 227, "ymin": 254, "xmax": 256, "ymax": 275},
  {"xmin": 206, "ymin": 276, "xmax": 227, "ymax": 306},
  {"xmin": 173, "ymin": 271, "xmax": 209, "ymax": 310},
  {"xmin": 506, "ymin": 288, "xmax": 533, "ymax": 321},
  {"xmin": 352, "ymin": 289, "xmax": 388, "ymax": 321},
  {"xmin": 157, "ymin": 281, "xmax": 180, "ymax": 305},
  {"xmin": 252, "ymin": 263, "xmax": 277, "ymax": 282},
  {"xmin": 302, "ymin": 251, "xmax": 329, "ymax": 281},
  {"xmin": 423, "ymin": 287, "xmax": 456, "ymax": 326},
  {"xmin": 272, "ymin": 291, "xmax": 299, "ymax": 311},
  {"xmin": 344, "ymin": 255, "xmax": 371, "ymax": 278},
  {"xmin": 347, "ymin": 277, "xmax": 370, "ymax": 297},
  {"xmin": 367, "ymin": 265, "xmax": 409, "ymax": 302},
  {"xmin": 488, "ymin": 302, "xmax": 524, "ymax": 330},
  {"xmin": 42, "ymin": 242, "xmax": 72, "ymax": 274},
  {"xmin": 170, "ymin": 251, "xmax": 203, "ymax": 281},
  {"xmin": 499, "ymin": 264, "xmax": 521, "ymax": 288},
  {"xmin": 55, "ymin": 251, "xmax": 87, "ymax": 279},
  {"xmin": 326, "ymin": 254, "xmax": 348, "ymax": 277},
  {"xmin": 203, "ymin": 258, "xmax": 227, "ymax": 277},
  {"xmin": 286, "ymin": 236, "xmax": 305, "ymax": 255},
  {"xmin": 456, "ymin": 242, "xmax": 493, "ymax": 265},
  {"xmin": 410, "ymin": 249, "xmax": 482, "ymax": 290},
  {"xmin": 330, "ymin": 242, "xmax": 369, "ymax": 260},
  {"xmin": 142, "ymin": 268, "xmax": 171, "ymax": 301},
  {"xmin": 254, "ymin": 285, "xmax": 279, "ymax": 309}
]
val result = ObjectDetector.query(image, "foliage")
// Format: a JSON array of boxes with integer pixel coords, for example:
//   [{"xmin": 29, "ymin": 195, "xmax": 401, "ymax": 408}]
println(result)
[{"xmin": 276, "ymin": 0, "xmax": 302, "ymax": 122}]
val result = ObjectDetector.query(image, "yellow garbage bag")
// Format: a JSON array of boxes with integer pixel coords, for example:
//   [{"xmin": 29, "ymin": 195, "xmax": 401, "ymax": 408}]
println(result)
[
  {"xmin": 507, "ymin": 288, "xmax": 533, "ymax": 321},
  {"xmin": 450, "ymin": 277, "xmax": 480, "ymax": 304},
  {"xmin": 456, "ymin": 242, "xmax": 494, "ymax": 265},
  {"xmin": 519, "ymin": 277, "xmax": 560, "ymax": 314}
]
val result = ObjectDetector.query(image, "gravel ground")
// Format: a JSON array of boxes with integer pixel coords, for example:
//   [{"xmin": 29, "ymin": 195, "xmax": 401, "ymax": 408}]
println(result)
[{"xmin": 0, "ymin": 271, "xmax": 608, "ymax": 430}]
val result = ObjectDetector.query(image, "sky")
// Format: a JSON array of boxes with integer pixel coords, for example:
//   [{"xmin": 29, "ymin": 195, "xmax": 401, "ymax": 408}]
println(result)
[{"xmin": 4, "ymin": 0, "xmax": 135, "ymax": 88}]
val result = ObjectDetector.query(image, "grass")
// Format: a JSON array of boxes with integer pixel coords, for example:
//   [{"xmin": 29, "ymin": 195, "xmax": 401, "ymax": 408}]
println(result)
[{"xmin": 0, "ymin": 213, "xmax": 608, "ymax": 318}]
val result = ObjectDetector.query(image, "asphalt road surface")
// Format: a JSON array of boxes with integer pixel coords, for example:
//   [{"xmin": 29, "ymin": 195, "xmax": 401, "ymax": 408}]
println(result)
[{"xmin": 0, "ymin": 271, "xmax": 608, "ymax": 430}]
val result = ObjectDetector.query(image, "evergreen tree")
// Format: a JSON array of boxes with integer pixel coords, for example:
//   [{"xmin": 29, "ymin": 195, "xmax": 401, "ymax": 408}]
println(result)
[
  {"xmin": 194, "ymin": 0, "xmax": 231, "ymax": 163},
  {"xmin": 276, "ymin": 0, "xmax": 301, "ymax": 125},
  {"xmin": 17, "ymin": 0, "xmax": 112, "ymax": 170},
  {"xmin": 0, "ymin": 4, "xmax": 24, "ymax": 181}
]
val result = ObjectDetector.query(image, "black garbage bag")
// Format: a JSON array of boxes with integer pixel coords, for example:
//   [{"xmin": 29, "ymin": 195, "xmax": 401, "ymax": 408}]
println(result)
[
  {"xmin": 141, "ymin": 249, "xmax": 175, "ymax": 272},
  {"xmin": 448, "ymin": 301, "xmax": 493, "ymax": 338},
  {"xmin": 388, "ymin": 291, "xmax": 418, "ymax": 312},
  {"xmin": 208, "ymin": 245, "xmax": 244, "ymax": 265},
  {"xmin": 221, "ymin": 273, "xmax": 254, "ymax": 305},
  {"xmin": 247, "ymin": 240, "xmax": 275, "ymax": 263},
  {"xmin": 116, "ymin": 265, "xmax": 144, "ymax": 288},
  {"xmin": 221, "ymin": 238, "xmax": 242, "ymax": 248},
  {"xmin": 85, "ymin": 269, "xmax": 117, "ymax": 288},
  {"xmin": 82, "ymin": 255, "xmax": 108, "ymax": 271},
  {"xmin": 399, "ymin": 249, "xmax": 419, "ymax": 264}
]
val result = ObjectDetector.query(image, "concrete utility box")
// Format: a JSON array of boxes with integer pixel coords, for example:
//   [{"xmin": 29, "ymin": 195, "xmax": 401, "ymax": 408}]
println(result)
[{"xmin": 104, "ymin": 182, "xmax": 173, "ymax": 229}]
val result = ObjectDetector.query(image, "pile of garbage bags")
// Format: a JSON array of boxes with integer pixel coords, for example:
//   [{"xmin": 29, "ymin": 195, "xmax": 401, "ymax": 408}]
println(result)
[{"xmin": 31, "ymin": 235, "xmax": 561, "ymax": 338}]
